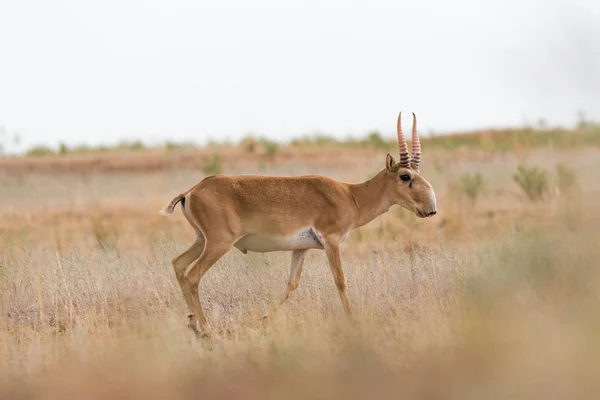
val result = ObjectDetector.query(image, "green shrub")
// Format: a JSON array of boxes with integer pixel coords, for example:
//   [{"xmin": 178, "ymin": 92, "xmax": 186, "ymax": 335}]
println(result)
[
  {"xmin": 58, "ymin": 142, "xmax": 69, "ymax": 155},
  {"xmin": 201, "ymin": 153, "xmax": 223, "ymax": 175},
  {"xmin": 119, "ymin": 140, "xmax": 145, "ymax": 151},
  {"xmin": 165, "ymin": 141, "xmax": 183, "ymax": 151},
  {"xmin": 513, "ymin": 165, "xmax": 549, "ymax": 201},
  {"xmin": 458, "ymin": 172, "xmax": 485, "ymax": 206},
  {"xmin": 366, "ymin": 131, "xmax": 388, "ymax": 150},
  {"xmin": 259, "ymin": 138, "xmax": 279, "ymax": 160},
  {"xmin": 26, "ymin": 145, "xmax": 55, "ymax": 157}
]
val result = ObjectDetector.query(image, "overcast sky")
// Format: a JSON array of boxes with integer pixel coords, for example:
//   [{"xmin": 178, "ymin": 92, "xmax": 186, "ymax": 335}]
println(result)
[{"xmin": 0, "ymin": 0, "xmax": 599, "ymax": 151}]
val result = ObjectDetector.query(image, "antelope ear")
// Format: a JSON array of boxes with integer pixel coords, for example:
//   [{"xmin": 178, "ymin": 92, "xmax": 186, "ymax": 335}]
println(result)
[{"xmin": 385, "ymin": 153, "xmax": 399, "ymax": 172}]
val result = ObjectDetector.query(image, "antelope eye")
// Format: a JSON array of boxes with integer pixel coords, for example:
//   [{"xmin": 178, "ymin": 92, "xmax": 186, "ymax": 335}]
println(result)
[{"xmin": 400, "ymin": 174, "xmax": 411, "ymax": 182}]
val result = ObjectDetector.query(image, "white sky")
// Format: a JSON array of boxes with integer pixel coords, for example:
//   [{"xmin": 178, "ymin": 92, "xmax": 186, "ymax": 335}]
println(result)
[{"xmin": 0, "ymin": 0, "xmax": 599, "ymax": 151}]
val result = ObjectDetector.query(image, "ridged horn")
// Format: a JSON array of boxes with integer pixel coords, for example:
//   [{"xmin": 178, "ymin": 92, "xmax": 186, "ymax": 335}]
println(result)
[
  {"xmin": 397, "ymin": 112, "xmax": 410, "ymax": 167},
  {"xmin": 410, "ymin": 112, "xmax": 421, "ymax": 170}
]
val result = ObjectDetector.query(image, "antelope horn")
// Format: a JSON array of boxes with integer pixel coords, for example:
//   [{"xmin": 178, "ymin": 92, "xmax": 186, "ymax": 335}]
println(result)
[
  {"xmin": 410, "ymin": 112, "xmax": 421, "ymax": 170},
  {"xmin": 397, "ymin": 112, "xmax": 410, "ymax": 167}
]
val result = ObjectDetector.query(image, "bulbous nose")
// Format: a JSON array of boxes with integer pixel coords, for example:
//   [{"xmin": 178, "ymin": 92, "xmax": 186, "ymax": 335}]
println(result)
[{"xmin": 428, "ymin": 210, "xmax": 437, "ymax": 217}]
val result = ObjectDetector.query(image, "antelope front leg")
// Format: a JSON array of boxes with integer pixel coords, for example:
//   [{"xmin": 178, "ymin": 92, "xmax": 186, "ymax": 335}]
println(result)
[
  {"xmin": 323, "ymin": 239, "xmax": 354, "ymax": 318},
  {"xmin": 262, "ymin": 249, "xmax": 308, "ymax": 324}
]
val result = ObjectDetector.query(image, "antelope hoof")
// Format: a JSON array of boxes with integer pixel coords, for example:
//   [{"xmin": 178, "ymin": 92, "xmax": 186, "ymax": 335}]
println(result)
[
  {"xmin": 187, "ymin": 314, "xmax": 200, "ymax": 334},
  {"xmin": 187, "ymin": 313, "xmax": 196, "ymax": 326},
  {"xmin": 260, "ymin": 313, "xmax": 271, "ymax": 328},
  {"xmin": 187, "ymin": 314, "xmax": 213, "ymax": 340}
]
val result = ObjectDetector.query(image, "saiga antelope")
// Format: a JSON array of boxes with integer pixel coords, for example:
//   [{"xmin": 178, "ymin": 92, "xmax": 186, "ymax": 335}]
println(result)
[{"xmin": 159, "ymin": 112, "xmax": 437, "ymax": 337}]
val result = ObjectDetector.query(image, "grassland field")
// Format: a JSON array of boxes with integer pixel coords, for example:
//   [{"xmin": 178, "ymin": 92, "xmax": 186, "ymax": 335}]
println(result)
[{"xmin": 1, "ymin": 126, "xmax": 600, "ymax": 399}]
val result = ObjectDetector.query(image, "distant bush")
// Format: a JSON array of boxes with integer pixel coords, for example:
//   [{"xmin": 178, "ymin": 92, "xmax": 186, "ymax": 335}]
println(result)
[
  {"xmin": 259, "ymin": 138, "xmax": 279, "ymax": 160},
  {"xmin": 312, "ymin": 134, "xmax": 339, "ymax": 146},
  {"xmin": 458, "ymin": 172, "xmax": 485, "ymax": 206},
  {"xmin": 58, "ymin": 142, "xmax": 69, "ymax": 155},
  {"xmin": 165, "ymin": 141, "xmax": 184, "ymax": 151},
  {"xmin": 164, "ymin": 140, "xmax": 197, "ymax": 151},
  {"xmin": 201, "ymin": 153, "xmax": 223, "ymax": 175},
  {"xmin": 366, "ymin": 131, "xmax": 388, "ymax": 150},
  {"xmin": 118, "ymin": 140, "xmax": 145, "ymax": 151},
  {"xmin": 513, "ymin": 165, "xmax": 549, "ymax": 201},
  {"xmin": 240, "ymin": 136, "xmax": 257, "ymax": 153},
  {"xmin": 26, "ymin": 145, "xmax": 55, "ymax": 157}
]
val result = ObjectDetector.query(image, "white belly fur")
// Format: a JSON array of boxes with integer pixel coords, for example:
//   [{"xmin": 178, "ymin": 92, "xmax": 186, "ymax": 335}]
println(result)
[{"xmin": 234, "ymin": 227, "xmax": 324, "ymax": 253}]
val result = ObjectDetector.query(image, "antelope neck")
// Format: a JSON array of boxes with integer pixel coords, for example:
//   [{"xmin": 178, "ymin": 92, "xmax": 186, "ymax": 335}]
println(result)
[{"xmin": 348, "ymin": 170, "xmax": 393, "ymax": 228}]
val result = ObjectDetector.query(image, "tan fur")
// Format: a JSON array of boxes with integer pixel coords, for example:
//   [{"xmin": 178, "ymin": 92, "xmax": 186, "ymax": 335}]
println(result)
[{"xmin": 160, "ymin": 119, "xmax": 437, "ymax": 337}]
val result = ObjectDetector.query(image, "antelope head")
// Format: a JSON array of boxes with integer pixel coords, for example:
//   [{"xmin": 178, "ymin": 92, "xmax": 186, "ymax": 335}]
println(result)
[{"xmin": 383, "ymin": 112, "xmax": 437, "ymax": 218}]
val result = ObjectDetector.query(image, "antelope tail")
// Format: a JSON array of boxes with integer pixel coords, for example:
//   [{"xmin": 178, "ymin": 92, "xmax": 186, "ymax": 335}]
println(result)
[{"xmin": 158, "ymin": 194, "xmax": 186, "ymax": 216}]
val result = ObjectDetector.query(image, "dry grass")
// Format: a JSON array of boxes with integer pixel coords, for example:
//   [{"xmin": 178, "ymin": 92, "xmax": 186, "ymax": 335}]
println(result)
[{"xmin": 1, "ymin": 144, "xmax": 600, "ymax": 399}]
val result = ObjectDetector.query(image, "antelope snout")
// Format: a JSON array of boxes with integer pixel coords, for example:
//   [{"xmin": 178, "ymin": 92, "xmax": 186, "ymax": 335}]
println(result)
[
  {"xmin": 418, "ymin": 207, "xmax": 436, "ymax": 218},
  {"xmin": 420, "ymin": 189, "xmax": 437, "ymax": 218},
  {"xmin": 416, "ymin": 206, "xmax": 437, "ymax": 218}
]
